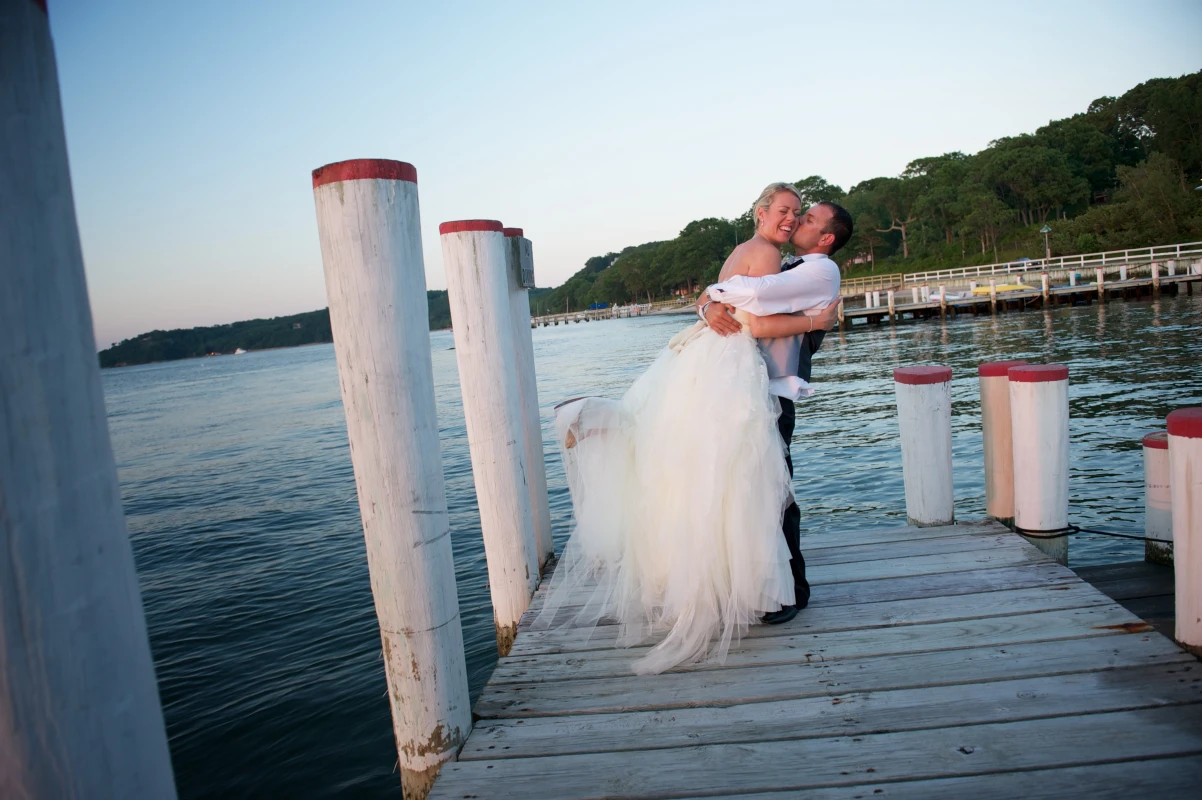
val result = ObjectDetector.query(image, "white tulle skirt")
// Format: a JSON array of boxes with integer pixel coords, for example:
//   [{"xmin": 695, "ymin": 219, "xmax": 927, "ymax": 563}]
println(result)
[{"xmin": 534, "ymin": 321, "xmax": 795, "ymax": 674}]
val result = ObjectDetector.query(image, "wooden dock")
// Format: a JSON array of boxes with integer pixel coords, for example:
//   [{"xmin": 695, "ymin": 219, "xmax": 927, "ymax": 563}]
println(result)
[
  {"xmin": 843, "ymin": 272, "xmax": 1200, "ymax": 327},
  {"xmin": 430, "ymin": 519, "xmax": 1201, "ymax": 799}
]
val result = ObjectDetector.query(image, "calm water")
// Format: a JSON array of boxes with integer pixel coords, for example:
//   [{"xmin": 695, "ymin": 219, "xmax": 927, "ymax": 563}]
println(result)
[{"xmin": 103, "ymin": 294, "xmax": 1202, "ymax": 798}]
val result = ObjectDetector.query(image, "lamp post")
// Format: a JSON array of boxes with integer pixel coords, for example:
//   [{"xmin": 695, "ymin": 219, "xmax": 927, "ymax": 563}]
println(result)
[{"xmin": 1040, "ymin": 225, "xmax": 1052, "ymax": 262}]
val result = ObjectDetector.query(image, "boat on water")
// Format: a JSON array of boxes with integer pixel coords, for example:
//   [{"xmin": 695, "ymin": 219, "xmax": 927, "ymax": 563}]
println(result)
[{"xmin": 234, "ymin": 348, "xmax": 247, "ymax": 355}]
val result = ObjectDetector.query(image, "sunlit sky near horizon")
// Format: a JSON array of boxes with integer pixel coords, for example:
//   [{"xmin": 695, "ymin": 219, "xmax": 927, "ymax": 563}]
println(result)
[{"xmin": 47, "ymin": 0, "xmax": 1201, "ymax": 348}]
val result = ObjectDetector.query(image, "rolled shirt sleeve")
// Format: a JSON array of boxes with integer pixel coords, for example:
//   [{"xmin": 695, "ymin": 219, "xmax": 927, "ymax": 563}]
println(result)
[{"xmin": 707, "ymin": 258, "xmax": 841, "ymax": 316}]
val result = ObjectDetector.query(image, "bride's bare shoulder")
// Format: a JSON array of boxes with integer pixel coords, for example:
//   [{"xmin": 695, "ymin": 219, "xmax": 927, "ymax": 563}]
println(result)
[{"xmin": 718, "ymin": 238, "xmax": 781, "ymax": 282}]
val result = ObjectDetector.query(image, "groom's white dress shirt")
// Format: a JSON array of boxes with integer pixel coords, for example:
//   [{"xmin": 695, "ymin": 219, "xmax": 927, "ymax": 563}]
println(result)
[
  {"xmin": 705, "ymin": 253, "xmax": 842, "ymax": 399},
  {"xmin": 707, "ymin": 253, "xmax": 841, "ymax": 315}
]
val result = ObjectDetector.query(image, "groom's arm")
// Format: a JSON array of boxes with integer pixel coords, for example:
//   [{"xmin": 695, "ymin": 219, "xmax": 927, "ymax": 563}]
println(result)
[{"xmin": 706, "ymin": 263, "xmax": 840, "ymax": 316}]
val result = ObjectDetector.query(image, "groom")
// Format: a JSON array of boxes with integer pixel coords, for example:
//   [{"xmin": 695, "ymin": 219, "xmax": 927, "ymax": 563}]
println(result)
[{"xmin": 700, "ymin": 201, "xmax": 852, "ymax": 623}]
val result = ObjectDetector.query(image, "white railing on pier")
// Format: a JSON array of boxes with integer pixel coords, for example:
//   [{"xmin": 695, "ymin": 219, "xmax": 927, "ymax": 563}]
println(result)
[{"xmin": 842, "ymin": 241, "xmax": 1202, "ymax": 295}]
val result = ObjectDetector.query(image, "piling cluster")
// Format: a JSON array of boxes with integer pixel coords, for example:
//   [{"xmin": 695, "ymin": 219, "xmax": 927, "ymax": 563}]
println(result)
[{"xmin": 894, "ymin": 361, "xmax": 1202, "ymax": 656}]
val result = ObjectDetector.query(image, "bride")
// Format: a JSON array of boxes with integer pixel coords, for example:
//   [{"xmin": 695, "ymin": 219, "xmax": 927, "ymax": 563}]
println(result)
[{"xmin": 534, "ymin": 183, "xmax": 838, "ymax": 675}]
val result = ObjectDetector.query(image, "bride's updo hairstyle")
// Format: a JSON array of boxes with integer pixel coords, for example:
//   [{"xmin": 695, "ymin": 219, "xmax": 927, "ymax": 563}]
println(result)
[{"xmin": 752, "ymin": 182, "xmax": 803, "ymax": 231}]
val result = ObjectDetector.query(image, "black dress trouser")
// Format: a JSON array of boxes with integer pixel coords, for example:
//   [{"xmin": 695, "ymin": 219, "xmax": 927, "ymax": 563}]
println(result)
[{"xmin": 777, "ymin": 396, "xmax": 811, "ymax": 607}]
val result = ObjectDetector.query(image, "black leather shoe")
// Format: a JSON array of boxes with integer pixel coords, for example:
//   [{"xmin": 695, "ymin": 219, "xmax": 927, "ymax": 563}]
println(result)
[{"xmin": 761, "ymin": 604, "xmax": 798, "ymax": 625}]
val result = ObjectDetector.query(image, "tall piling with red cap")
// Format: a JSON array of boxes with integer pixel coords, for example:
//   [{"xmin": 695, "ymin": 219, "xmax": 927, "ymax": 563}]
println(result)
[
  {"xmin": 0, "ymin": 2, "xmax": 176, "ymax": 796},
  {"xmin": 894, "ymin": 366, "xmax": 955, "ymax": 527},
  {"xmin": 1142, "ymin": 432, "xmax": 1172, "ymax": 565},
  {"xmin": 312, "ymin": 159, "xmax": 471, "ymax": 799},
  {"xmin": 1009, "ymin": 364, "xmax": 1070, "ymax": 564},
  {"xmin": 1167, "ymin": 408, "xmax": 1202, "ymax": 655},
  {"xmin": 503, "ymin": 227, "xmax": 554, "ymax": 569},
  {"xmin": 978, "ymin": 360, "xmax": 1028, "ymax": 526},
  {"xmin": 441, "ymin": 220, "xmax": 540, "ymax": 656}
]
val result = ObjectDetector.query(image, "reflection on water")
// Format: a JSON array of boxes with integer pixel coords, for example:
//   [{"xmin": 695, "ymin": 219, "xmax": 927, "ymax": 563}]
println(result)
[{"xmin": 103, "ymin": 292, "xmax": 1201, "ymax": 798}]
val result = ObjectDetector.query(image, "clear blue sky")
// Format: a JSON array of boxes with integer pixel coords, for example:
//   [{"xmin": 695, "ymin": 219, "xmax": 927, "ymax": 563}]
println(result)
[{"xmin": 47, "ymin": 0, "xmax": 1202, "ymax": 347}]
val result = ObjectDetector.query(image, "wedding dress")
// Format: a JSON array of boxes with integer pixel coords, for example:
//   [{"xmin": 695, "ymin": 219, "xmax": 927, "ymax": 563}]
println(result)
[{"xmin": 534, "ymin": 313, "xmax": 796, "ymax": 675}]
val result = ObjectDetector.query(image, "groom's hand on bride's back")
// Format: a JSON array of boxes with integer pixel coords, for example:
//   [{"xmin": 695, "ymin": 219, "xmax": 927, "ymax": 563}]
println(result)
[
  {"xmin": 704, "ymin": 302, "xmax": 742, "ymax": 336},
  {"xmin": 812, "ymin": 300, "xmax": 840, "ymax": 332}
]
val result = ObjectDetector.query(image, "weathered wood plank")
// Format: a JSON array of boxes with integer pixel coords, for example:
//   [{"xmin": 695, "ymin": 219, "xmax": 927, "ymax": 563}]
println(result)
[
  {"xmin": 522, "ymin": 560, "xmax": 1080, "ymax": 633},
  {"xmin": 671, "ymin": 755, "xmax": 1202, "ymax": 800},
  {"xmin": 474, "ymin": 628, "xmax": 1190, "ymax": 718},
  {"xmin": 1073, "ymin": 560, "xmax": 1172, "ymax": 583},
  {"xmin": 521, "ymin": 525, "xmax": 1022, "ymax": 622},
  {"xmin": 508, "ymin": 582, "xmax": 1111, "ymax": 657},
  {"xmin": 492, "ymin": 605, "xmax": 1144, "ymax": 684},
  {"xmin": 526, "ymin": 544, "xmax": 1056, "ymax": 627},
  {"xmin": 462, "ymin": 664, "xmax": 1202, "ymax": 760},
  {"xmin": 804, "ymin": 532, "xmax": 1024, "ymax": 567},
  {"xmin": 431, "ymin": 705, "xmax": 1202, "ymax": 800},
  {"xmin": 1083, "ymin": 574, "xmax": 1176, "ymax": 602},
  {"xmin": 795, "ymin": 519, "xmax": 1008, "ymax": 550}
]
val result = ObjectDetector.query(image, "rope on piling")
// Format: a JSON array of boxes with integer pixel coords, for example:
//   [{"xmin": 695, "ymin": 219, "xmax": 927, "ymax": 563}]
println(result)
[{"xmin": 1012, "ymin": 522, "xmax": 1169, "ymax": 545}]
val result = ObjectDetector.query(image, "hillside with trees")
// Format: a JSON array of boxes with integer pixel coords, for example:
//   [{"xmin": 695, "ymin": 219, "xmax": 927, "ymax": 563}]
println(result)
[
  {"xmin": 103, "ymin": 72, "xmax": 1199, "ymax": 366},
  {"xmin": 537, "ymin": 71, "xmax": 1202, "ymax": 313},
  {"xmin": 99, "ymin": 291, "xmax": 453, "ymax": 367}
]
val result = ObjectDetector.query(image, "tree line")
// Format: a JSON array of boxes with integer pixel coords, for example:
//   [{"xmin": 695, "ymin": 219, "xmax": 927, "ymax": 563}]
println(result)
[
  {"xmin": 537, "ymin": 71, "xmax": 1201, "ymax": 314},
  {"xmin": 99, "ymin": 292, "xmax": 454, "ymax": 367}
]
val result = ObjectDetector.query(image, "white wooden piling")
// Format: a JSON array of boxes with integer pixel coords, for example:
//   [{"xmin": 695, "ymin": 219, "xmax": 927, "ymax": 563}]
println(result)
[
  {"xmin": 1152, "ymin": 262, "xmax": 1161, "ymax": 292},
  {"xmin": 1167, "ymin": 408, "xmax": 1202, "ymax": 655},
  {"xmin": 1119, "ymin": 264, "xmax": 1128, "ymax": 281},
  {"xmin": 978, "ymin": 360, "xmax": 1028, "ymax": 525},
  {"xmin": 894, "ymin": 367, "xmax": 955, "ymax": 527},
  {"xmin": 441, "ymin": 220, "xmax": 540, "ymax": 656},
  {"xmin": 938, "ymin": 284, "xmax": 948, "ymax": 315},
  {"xmin": 1143, "ymin": 432, "xmax": 1172, "ymax": 566},
  {"xmin": 503, "ymin": 228, "xmax": 554, "ymax": 570},
  {"xmin": 837, "ymin": 297, "xmax": 845, "ymax": 326},
  {"xmin": 1069, "ymin": 271, "xmax": 1078, "ymax": 287},
  {"xmin": 0, "ymin": 4, "xmax": 177, "ymax": 798},
  {"xmin": 1167, "ymin": 260, "xmax": 1177, "ymax": 277},
  {"xmin": 887, "ymin": 290, "xmax": 896, "ymax": 318},
  {"xmin": 872, "ymin": 290, "xmax": 881, "ymax": 309},
  {"xmin": 1096, "ymin": 267, "xmax": 1106, "ymax": 300},
  {"xmin": 921, "ymin": 284, "xmax": 931, "ymax": 302},
  {"xmin": 911, "ymin": 286, "xmax": 920, "ymax": 304},
  {"xmin": 1041, "ymin": 272, "xmax": 1050, "ymax": 302},
  {"xmin": 989, "ymin": 277, "xmax": 998, "ymax": 313},
  {"xmin": 313, "ymin": 159, "xmax": 471, "ymax": 798},
  {"xmin": 864, "ymin": 291, "xmax": 872, "ymax": 308},
  {"xmin": 1009, "ymin": 364, "xmax": 1070, "ymax": 565}
]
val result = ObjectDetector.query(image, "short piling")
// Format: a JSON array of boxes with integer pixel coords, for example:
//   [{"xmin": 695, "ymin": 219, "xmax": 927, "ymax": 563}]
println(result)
[
  {"xmin": 312, "ymin": 159, "xmax": 472, "ymax": 798},
  {"xmin": 894, "ymin": 366, "xmax": 955, "ymax": 527},
  {"xmin": 441, "ymin": 220, "xmax": 540, "ymax": 656},
  {"xmin": 503, "ymin": 228, "xmax": 555, "ymax": 570},
  {"xmin": 1152, "ymin": 262, "xmax": 1161, "ymax": 293},
  {"xmin": 938, "ymin": 284, "xmax": 948, "ymax": 316},
  {"xmin": 1041, "ymin": 272, "xmax": 1050, "ymax": 303},
  {"xmin": 978, "ymin": 360, "xmax": 1028, "ymax": 526},
  {"xmin": 1167, "ymin": 408, "xmax": 1202, "ymax": 656},
  {"xmin": 1009, "ymin": 364, "xmax": 1070, "ymax": 565},
  {"xmin": 1143, "ymin": 432, "xmax": 1172, "ymax": 565},
  {"xmin": 1096, "ymin": 267, "xmax": 1106, "ymax": 301},
  {"xmin": 911, "ymin": 286, "xmax": 920, "ymax": 304},
  {"xmin": 887, "ymin": 290, "xmax": 896, "ymax": 319},
  {"xmin": 989, "ymin": 277, "xmax": 998, "ymax": 313}
]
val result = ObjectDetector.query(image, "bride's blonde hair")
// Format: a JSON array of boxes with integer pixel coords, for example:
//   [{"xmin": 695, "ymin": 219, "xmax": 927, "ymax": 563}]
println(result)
[{"xmin": 752, "ymin": 183, "xmax": 802, "ymax": 231}]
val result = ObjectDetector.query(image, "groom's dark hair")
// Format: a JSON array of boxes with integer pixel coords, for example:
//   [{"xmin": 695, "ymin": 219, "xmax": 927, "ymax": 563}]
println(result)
[{"xmin": 818, "ymin": 202, "xmax": 854, "ymax": 255}]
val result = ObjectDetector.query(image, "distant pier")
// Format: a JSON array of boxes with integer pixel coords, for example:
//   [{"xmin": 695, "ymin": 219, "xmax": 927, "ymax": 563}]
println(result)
[{"xmin": 843, "ymin": 269, "xmax": 1200, "ymax": 328}]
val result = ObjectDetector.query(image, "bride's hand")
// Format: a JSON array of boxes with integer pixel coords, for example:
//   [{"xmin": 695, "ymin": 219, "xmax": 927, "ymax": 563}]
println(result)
[
  {"xmin": 704, "ymin": 302, "xmax": 742, "ymax": 337},
  {"xmin": 812, "ymin": 300, "xmax": 841, "ymax": 331}
]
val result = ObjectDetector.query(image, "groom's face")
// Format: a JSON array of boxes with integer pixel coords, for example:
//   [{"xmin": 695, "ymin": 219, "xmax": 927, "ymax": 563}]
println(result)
[{"xmin": 791, "ymin": 204, "xmax": 835, "ymax": 253}]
